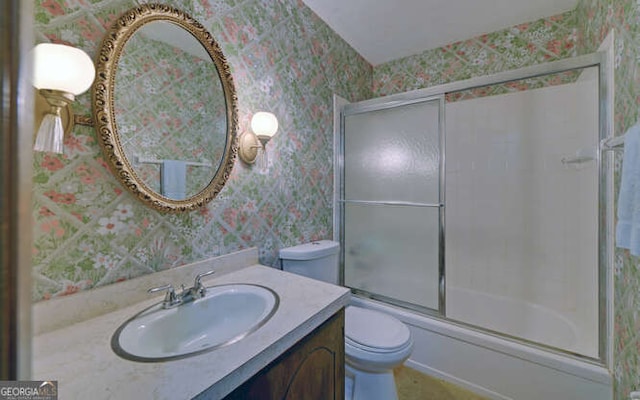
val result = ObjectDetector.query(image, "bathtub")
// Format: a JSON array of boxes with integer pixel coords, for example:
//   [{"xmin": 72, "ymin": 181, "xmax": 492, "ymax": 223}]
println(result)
[
  {"xmin": 351, "ymin": 293, "xmax": 612, "ymax": 400},
  {"xmin": 445, "ymin": 286, "xmax": 595, "ymax": 359}
]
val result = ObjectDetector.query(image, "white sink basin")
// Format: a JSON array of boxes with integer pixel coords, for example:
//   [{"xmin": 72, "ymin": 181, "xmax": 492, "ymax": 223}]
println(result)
[{"xmin": 112, "ymin": 284, "xmax": 279, "ymax": 362}]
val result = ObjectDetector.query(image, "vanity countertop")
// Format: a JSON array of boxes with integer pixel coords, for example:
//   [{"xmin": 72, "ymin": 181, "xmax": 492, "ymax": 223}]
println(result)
[{"xmin": 32, "ymin": 264, "xmax": 350, "ymax": 399}]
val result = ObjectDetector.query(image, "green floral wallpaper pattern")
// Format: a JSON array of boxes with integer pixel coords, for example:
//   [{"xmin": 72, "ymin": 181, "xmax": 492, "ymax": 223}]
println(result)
[
  {"xmin": 32, "ymin": 0, "xmax": 372, "ymax": 300},
  {"xmin": 373, "ymin": 10, "xmax": 578, "ymax": 97}
]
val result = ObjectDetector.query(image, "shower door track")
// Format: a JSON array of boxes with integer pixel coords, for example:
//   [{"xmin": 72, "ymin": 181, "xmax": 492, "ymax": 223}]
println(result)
[{"xmin": 336, "ymin": 50, "xmax": 613, "ymax": 367}]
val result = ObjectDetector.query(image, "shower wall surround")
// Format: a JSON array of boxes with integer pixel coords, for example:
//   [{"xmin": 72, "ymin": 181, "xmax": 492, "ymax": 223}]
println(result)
[
  {"xmin": 445, "ymin": 77, "xmax": 599, "ymax": 358},
  {"xmin": 32, "ymin": 0, "xmax": 372, "ymax": 300}
]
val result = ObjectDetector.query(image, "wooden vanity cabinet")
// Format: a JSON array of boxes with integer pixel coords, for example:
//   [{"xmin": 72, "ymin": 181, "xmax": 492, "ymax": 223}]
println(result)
[{"xmin": 224, "ymin": 309, "xmax": 345, "ymax": 400}]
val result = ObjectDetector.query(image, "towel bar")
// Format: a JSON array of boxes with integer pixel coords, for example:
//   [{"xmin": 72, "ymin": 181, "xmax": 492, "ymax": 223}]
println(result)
[{"xmin": 136, "ymin": 156, "xmax": 212, "ymax": 168}]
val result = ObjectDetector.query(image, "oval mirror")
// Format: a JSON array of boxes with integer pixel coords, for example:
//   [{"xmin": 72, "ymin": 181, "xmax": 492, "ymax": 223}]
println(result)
[{"xmin": 93, "ymin": 4, "xmax": 238, "ymax": 213}]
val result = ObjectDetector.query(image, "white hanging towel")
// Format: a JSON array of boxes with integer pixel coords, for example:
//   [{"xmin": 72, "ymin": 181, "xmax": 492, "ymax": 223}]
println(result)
[
  {"xmin": 616, "ymin": 123, "xmax": 640, "ymax": 256},
  {"xmin": 161, "ymin": 160, "xmax": 187, "ymax": 200}
]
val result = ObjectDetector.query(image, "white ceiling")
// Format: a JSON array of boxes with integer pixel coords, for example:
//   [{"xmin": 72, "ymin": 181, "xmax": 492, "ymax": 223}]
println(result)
[{"xmin": 301, "ymin": 0, "xmax": 579, "ymax": 65}]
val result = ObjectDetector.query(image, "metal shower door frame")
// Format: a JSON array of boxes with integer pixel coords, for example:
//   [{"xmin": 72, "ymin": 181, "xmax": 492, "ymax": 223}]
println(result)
[{"xmin": 338, "ymin": 94, "xmax": 446, "ymax": 316}]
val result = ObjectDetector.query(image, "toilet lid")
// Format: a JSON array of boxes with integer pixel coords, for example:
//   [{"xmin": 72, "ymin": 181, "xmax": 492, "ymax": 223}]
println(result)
[{"xmin": 345, "ymin": 306, "xmax": 411, "ymax": 353}]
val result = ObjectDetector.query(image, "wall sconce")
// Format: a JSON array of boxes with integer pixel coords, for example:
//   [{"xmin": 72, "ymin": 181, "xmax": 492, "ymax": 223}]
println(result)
[
  {"xmin": 32, "ymin": 43, "xmax": 95, "ymax": 154},
  {"xmin": 238, "ymin": 111, "xmax": 279, "ymax": 167}
]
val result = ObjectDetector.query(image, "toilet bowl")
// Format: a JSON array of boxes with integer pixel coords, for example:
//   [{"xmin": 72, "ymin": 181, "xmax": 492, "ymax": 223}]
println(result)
[
  {"xmin": 279, "ymin": 240, "xmax": 413, "ymax": 400},
  {"xmin": 344, "ymin": 306, "xmax": 413, "ymax": 400}
]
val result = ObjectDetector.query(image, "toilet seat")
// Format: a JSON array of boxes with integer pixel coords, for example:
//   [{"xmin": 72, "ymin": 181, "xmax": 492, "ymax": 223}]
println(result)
[
  {"xmin": 346, "ymin": 336, "xmax": 412, "ymax": 354},
  {"xmin": 345, "ymin": 306, "xmax": 411, "ymax": 353}
]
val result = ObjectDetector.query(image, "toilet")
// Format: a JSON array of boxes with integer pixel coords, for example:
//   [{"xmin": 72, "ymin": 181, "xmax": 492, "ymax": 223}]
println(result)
[{"xmin": 280, "ymin": 240, "xmax": 413, "ymax": 400}]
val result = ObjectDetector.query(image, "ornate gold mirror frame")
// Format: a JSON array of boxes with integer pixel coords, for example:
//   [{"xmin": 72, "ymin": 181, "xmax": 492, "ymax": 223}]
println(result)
[{"xmin": 93, "ymin": 3, "xmax": 238, "ymax": 213}]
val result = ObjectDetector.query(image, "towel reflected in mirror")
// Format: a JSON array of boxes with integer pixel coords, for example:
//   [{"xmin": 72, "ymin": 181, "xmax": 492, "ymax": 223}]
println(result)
[{"xmin": 161, "ymin": 160, "xmax": 187, "ymax": 200}]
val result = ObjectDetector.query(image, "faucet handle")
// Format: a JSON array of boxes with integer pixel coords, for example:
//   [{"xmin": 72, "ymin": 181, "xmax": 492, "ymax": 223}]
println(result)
[
  {"xmin": 194, "ymin": 270, "xmax": 215, "ymax": 287},
  {"xmin": 193, "ymin": 270, "xmax": 215, "ymax": 298},
  {"xmin": 147, "ymin": 284, "xmax": 178, "ymax": 308},
  {"xmin": 148, "ymin": 283, "xmax": 174, "ymax": 294}
]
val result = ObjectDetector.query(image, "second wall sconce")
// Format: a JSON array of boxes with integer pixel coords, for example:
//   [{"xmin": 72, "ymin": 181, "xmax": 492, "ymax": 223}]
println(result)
[
  {"xmin": 239, "ymin": 111, "xmax": 279, "ymax": 166},
  {"xmin": 32, "ymin": 43, "xmax": 95, "ymax": 154}
]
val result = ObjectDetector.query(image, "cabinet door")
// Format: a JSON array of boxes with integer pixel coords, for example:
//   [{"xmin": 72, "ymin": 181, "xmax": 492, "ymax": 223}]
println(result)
[{"xmin": 225, "ymin": 309, "xmax": 345, "ymax": 400}]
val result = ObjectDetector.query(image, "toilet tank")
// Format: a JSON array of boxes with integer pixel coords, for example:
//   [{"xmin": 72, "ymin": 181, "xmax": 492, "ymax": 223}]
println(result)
[{"xmin": 279, "ymin": 240, "xmax": 340, "ymax": 284}]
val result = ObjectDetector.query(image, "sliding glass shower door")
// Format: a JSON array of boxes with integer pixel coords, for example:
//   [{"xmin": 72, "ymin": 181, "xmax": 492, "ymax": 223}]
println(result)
[
  {"xmin": 340, "ymin": 98, "xmax": 443, "ymax": 312},
  {"xmin": 337, "ymin": 54, "xmax": 609, "ymax": 362}
]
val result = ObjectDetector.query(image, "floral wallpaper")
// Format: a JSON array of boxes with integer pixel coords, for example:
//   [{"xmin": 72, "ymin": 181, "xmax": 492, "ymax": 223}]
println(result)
[
  {"xmin": 32, "ymin": 0, "xmax": 372, "ymax": 300},
  {"xmin": 373, "ymin": 10, "xmax": 578, "ymax": 97},
  {"xmin": 444, "ymin": 69, "xmax": 581, "ymax": 103},
  {"xmin": 575, "ymin": 1, "xmax": 640, "ymax": 398}
]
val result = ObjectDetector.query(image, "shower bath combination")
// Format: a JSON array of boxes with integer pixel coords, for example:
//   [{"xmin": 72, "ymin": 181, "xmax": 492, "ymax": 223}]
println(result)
[{"xmin": 336, "ymin": 52, "xmax": 614, "ymax": 400}]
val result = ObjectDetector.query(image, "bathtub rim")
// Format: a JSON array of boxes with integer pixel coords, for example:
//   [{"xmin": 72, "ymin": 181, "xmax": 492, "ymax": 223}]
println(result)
[{"xmin": 350, "ymin": 295, "xmax": 612, "ymax": 386}]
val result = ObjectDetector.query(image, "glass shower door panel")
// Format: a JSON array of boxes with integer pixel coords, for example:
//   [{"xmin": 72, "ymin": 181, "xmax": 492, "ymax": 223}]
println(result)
[
  {"xmin": 344, "ymin": 203, "xmax": 440, "ymax": 310},
  {"xmin": 444, "ymin": 68, "xmax": 599, "ymax": 358},
  {"xmin": 343, "ymin": 100, "xmax": 440, "ymax": 204}
]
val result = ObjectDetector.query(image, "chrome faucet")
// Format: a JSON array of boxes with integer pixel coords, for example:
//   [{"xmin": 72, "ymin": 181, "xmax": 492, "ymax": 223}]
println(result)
[
  {"xmin": 147, "ymin": 284, "xmax": 181, "ymax": 309},
  {"xmin": 180, "ymin": 270, "xmax": 215, "ymax": 303},
  {"xmin": 147, "ymin": 270, "xmax": 215, "ymax": 309}
]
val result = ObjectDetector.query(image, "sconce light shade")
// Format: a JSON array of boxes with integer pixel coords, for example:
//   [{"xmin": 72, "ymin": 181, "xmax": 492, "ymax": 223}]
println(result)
[
  {"xmin": 239, "ymin": 112, "xmax": 279, "ymax": 166},
  {"xmin": 32, "ymin": 43, "xmax": 95, "ymax": 95},
  {"xmin": 32, "ymin": 43, "xmax": 95, "ymax": 154},
  {"xmin": 250, "ymin": 112, "xmax": 279, "ymax": 140}
]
